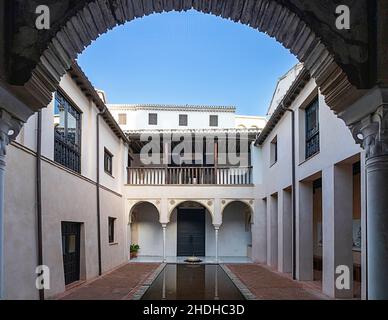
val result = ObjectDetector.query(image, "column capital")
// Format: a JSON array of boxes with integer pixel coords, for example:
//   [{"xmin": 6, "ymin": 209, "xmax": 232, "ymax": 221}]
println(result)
[
  {"xmin": 0, "ymin": 109, "xmax": 23, "ymax": 156},
  {"xmin": 213, "ymin": 225, "xmax": 221, "ymax": 230},
  {"xmin": 351, "ymin": 105, "xmax": 388, "ymax": 160}
]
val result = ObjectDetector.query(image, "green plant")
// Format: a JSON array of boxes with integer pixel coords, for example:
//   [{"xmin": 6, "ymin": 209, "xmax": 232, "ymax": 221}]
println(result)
[{"xmin": 130, "ymin": 244, "xmax": 140, "ymax": 253}]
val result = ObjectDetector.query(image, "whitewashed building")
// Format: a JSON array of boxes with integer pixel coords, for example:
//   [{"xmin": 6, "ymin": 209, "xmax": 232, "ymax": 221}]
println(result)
[{"xmin": 2, "ymin": 62, "xmax": 366, "ymax": 300}]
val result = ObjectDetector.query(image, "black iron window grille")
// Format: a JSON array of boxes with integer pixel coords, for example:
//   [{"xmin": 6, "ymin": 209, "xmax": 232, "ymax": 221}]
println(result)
[
  {"xmin": 54, "ymin": 92, "xmax": 81, "ymax": 173},
  {"xmin": 305, "ymin": 98, "xmax": 320, "ymax": 159},
  {"xmin": 209, "ymin": 115, "xmax": 218, "ymax": 127},
  {"xmin": 148, "ymin": 113, "xmax": 158, "ymax": 125},
  {"xmin": 179, "ymin": 114, "xmax": 188, "ymax": 126}
]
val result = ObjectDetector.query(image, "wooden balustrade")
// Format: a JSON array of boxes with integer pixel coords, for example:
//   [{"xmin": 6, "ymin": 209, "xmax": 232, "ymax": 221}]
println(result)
[{"xmin": 127, "ymin": 166, "xmax": 252, "ymax": 185}]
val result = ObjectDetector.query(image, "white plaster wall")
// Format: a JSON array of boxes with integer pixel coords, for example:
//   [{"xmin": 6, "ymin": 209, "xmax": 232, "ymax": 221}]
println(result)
[
  {"xmin": 15, "ymin": 73, "xmax": 128, "ymax": 195},
  {"xmin": 219, "ymin": 202, "xmax": 252, "ymax": 257},
  {"xmin": 259, "ymin": 79, "xmax": 362, "ymax": 199},
  {"xmin": 235, "ymin": 115, "xmax": 266, "ymax": 130},
  {"xmin": 100, "ymin": 189, "xmax": 127, "ymax": 271},
  {"xmin": 132, "ymin": 203, "xmax": 163, "ymax": 257},
  {"xmin": 108, "ymin": 107, "xmax": 236, "ymax": 131},
  {"xmin": 267, "ymin": 63, "xmax": 303, "ymax": 116},
  {"xmin": 4, "ymin": 145, "xmax": 39, "ymax": 300},
  {"xmin": 4, "ymin": 72, "xmax": 128, "ymax": 299}
]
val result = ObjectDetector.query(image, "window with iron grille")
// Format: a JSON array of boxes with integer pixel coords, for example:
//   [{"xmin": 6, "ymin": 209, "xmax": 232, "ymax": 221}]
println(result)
[
  {"xmin": 118, "ymin": 113, "xmax": 127, "ymax": 125},
  {"xmin": 54, "ymin": 92, "xmax": 81, "ymax": 173},
  {"xmin": 148, "ymin": 113, "xmax": 158, "ymax": 125},
  {"xmin": 108, "ymin": 217, "xmax": 116, "ymax": 243},
  {"xmin": 104, "ymin": 148, "xmax": 113, "ymax": 175},
  {"xmin": 209, "ymin": 115, "xmax": 218, "ymax": 127},
  {"xmin": 270, "ymin": 136, "xmax": 278, "ymax": 166},
  {"xmin": 305, "ymin": 98, "xmax": 320, "ymax": 159},
  {"xmin": 179, "ymin": 114, "xmax": 188, "ymax": 126}
]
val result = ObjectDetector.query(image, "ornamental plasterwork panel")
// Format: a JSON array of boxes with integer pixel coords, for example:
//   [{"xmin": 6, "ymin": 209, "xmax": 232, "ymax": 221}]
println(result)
[
  {"xmin": 127, "ymin": 199, "xmax": 161, "ymax": 223},
  {"xmin": 168, "ymin": 199, "xmax": 215, "ymax": 221}
]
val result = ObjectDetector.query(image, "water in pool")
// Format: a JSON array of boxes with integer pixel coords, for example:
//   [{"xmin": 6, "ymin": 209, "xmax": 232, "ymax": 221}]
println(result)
[{"xmin": 141, "ymin": 264, "xmax": 245, "ymax": 300}]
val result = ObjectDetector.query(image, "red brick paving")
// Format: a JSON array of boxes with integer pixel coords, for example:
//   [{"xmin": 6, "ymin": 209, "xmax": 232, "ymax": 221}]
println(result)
[
  {"xmin": 227, "ymin": 264, "xmax": 329, "ymax": 300},
  {"xmin": 58, "ymin": 263, "xmax": 160, "ymax": 300}
]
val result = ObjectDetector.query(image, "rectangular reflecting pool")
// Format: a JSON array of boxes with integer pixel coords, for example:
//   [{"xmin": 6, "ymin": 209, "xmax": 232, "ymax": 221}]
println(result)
[{"xmin": 141, "ymin": 264, "xmax": 245, "ymax": 300}]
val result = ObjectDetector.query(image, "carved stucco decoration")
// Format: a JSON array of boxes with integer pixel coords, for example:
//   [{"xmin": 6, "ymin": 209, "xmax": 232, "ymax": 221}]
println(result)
[
  {"xmin": 5, "ymin": 0, "xmax": 369, "ymax": 117},
  {"xmin": 167, "ymin": 199, "xmax": 215, "ymax": 222},
  {"xmin": 351, "ymin": 106, "xmax": 388, "ymax": 160},
  {"xmin": 127, "ymin": 198, "xmax": 161, "ymax": 224}
]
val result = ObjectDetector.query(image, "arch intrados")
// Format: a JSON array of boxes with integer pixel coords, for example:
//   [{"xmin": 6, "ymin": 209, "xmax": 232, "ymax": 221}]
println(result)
[
  {"xmin": 168, "ymin": 200, "xmax": 214, "ymax": 224},
  {"xmin": 129, "ymin": 200, "xmax": 161, "ymax": 223},
  {"xmin": 25, "ymin": 0, "xmax": 355, "ymax": 115}
]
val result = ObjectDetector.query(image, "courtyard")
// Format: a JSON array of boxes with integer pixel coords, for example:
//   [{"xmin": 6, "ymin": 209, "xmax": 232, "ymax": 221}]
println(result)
[
  {"xmin": 56, "ymin": 263, "xmax": 328, "ymax": 300},
  {"xmin": 0, "ymin": 1, "xmax": 387, "ymax": 302}
]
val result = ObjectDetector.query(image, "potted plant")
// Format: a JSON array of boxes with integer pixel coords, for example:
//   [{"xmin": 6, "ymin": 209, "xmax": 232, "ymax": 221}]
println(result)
[{"xmin": 130, "ymin": 244, "xmax": 140, "ymax": 259}]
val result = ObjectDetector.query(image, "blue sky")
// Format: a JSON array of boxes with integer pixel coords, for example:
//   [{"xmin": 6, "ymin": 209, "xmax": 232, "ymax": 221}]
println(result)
[{"xmin": 78, "ymin": 10, "xmax": 297, "ymax": 116}]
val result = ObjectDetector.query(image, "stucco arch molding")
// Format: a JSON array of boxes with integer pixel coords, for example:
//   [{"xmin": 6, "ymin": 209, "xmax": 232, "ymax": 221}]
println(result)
[
  {"xmin": 127, "ymin": 198, "xmax": 162, "ymax": 224},
  {"xmin": 220, "ymin": 198, "xmax": 255, "ymax": 223},
  {"xmin": 167, "ymin": 198, "xmax": 215, "ymax": 223}
]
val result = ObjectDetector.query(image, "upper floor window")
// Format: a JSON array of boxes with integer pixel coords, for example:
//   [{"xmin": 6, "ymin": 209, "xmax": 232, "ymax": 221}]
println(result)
[
  {"xmin": 104, "ymin": 148, "xmax": 113, "ymax": 175},
  {"xmin": 108, "ymin": 217, "xmax": 116, "ymax": 244},
  {"xmin": 149, "ymin": 113, "xmax": 158, "ymax": 125},
  {"xmin": 179, "ymin": 114, "xmax": 188, "ymax": 126},
  {"xmin": 209, "ymin": 115, "xmax": 218, "ymax": 127},
  {"xmin": 305, "ymin": 98, "xmax": 320, "ymax": 159},
  {"xmin": 54, "ymin": 92, "xmax": 81, "ymax": 173},
  {"xmin": 118, "ymin": 113, "xmax": 127, "ymax": 125},
  {"xmin": 270, "ymin": 136, "xmax": 278, "ymax": 166}
]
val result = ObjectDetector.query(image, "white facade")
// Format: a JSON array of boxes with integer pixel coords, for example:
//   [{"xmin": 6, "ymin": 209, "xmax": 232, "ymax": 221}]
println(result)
[
  {"xmin": 108, "ymin": 104, "xmax": 265, "ymax": 131},
  {"xmin": 4, "ymin": 69, "xmax": 129, "ymax": 299},
  {"xmin": 2, "ymin": 62, "xmax": 367, "ymax": 300}
]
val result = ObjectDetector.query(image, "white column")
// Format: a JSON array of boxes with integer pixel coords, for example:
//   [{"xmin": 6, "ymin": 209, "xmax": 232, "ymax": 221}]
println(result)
[
  {"xmin": 322, "ymin": 165, "xmax": 354, "ymax": 298},
  {"xmin": 162, "ymin": 224, "xmax": 167, "ymax": 262},
  {"xmin": 0, "ymin": 110, "xmax": 22, "ymax": 300},
  {"xmin": 353, "ymin": 105, "xmax": 388, "ymax": 299},
  {"xmin": 252, "ymin": 198, "xmax": 267, "ymax": 263},
  {"xmin": 0, "ymin": 143, "xmax": 5, "ymax": 299},
  {"xmin": 278, "ymin": 189, "xmax": 292, "ymax": 273},
  {"xmin": 214, "ymin": 226, "xmax": 220, "ymax": 262},
  {"xmin": 267, "ymin": 194, "xmax": 278, "ymax": 267},
  {"xmin": 296, "ymin": 181, "xmax": 314, "ymax": 281},
  {"xmin": 360, "ymin": 152, "xmax": 367, "ymax": 300}
]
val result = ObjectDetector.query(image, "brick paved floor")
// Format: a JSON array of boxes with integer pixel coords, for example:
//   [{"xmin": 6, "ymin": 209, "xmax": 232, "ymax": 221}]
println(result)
[
  {"xmin": 58, "ymin": 263, "xmax": 160, "ymax": 300},
  {"xmin": 56, "ymin": 263, "xmax": 337, "ymax": 300},
  {"xmin": 227, "ymin": 264, "xmax": 329, "ymax": 300}
]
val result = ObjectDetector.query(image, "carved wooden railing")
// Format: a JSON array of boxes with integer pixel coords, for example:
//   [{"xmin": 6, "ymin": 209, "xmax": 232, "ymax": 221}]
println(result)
[{"xmin": 127, "ymin": 166, "xmax": 253, "ymax": 185}]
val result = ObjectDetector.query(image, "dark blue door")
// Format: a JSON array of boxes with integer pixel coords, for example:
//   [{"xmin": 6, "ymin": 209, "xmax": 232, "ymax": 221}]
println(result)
[{"xmin": 177, "ymin": 209, "xmax": 205, "ymax": 256}]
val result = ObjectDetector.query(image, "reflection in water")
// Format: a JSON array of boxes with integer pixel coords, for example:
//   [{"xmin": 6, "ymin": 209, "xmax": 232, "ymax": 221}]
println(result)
[{"xmin": 141, "ymin": 264, "xmax": 245, "ymax": 300}]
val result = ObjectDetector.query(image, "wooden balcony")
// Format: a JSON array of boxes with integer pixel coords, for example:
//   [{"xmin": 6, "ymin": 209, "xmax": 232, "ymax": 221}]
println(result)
[{"xmin": 127, "ymin": 166, "xmax": 253, "ymax": 185}]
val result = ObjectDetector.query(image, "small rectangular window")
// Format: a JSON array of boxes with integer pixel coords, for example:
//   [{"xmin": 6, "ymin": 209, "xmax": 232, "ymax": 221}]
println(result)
[
  {"xmin": 209, "ymin": 115, "xmax": 218, "ymax": 127},
  {"xmin": 179, "ymin": 114, "xmax": 188, "ymax": 126},
  {"xmin": 104, "ymin": 148, "xmax": 113, "ymax": 175},
  {"xmin": 108, "ymin": 217, "xmax": 116, "ymax": 243},
  {"xmin": 118, "ymin": 113, "xmax": 127, "ymax": 125},
  {"xmin": 270, "ymin": 136, "xmax": 278, "ymax": 166},
  {"xmin": 149, "ymin": 113, "xmax": 158, "ymax": 125}
]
